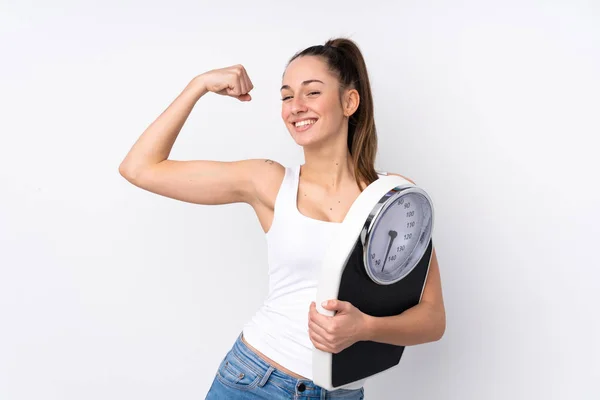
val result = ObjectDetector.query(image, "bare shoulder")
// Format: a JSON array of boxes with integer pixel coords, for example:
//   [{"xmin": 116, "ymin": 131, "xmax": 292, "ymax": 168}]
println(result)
[
  {"xmin": 244, "ymin": 159, "xmax": 286, "ymax": 233},
  {"xmin": 385, "ymin": 171, "xmax": 417, "ymax": 185},
  {"xmin": 246, "ymin": 159, "xmax": 286, "ymax": 210}
]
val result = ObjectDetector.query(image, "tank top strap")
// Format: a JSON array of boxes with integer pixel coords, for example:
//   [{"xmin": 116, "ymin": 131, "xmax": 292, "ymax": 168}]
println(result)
[
  {"xmin": 271, "ymin": 164, "xmax": 299, "ymax": 219},
  {"xmin": 291, "ymin": 164, "xmax": 301, "ymax": 203}
]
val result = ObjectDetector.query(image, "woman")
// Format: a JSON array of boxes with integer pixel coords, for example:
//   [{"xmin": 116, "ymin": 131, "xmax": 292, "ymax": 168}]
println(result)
[{"xmin": 119, "ymin": 38, "xmax": 446, "ymax": 399}]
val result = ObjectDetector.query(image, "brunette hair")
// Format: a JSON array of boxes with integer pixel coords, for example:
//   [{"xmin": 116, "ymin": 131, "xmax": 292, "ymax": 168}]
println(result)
[{"xmin": 287, "ymin": 38, "xmax": 378, "ymax": 190}]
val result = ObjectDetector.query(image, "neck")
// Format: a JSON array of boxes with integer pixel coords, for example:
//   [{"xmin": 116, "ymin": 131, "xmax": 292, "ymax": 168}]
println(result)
[
  {"xmin": 301, "ymin": 149, "xmax": 355, "ymax": 191},
  {"xmin": 300, "ymin": 120, "xmax": 357, "ymax": 190}
]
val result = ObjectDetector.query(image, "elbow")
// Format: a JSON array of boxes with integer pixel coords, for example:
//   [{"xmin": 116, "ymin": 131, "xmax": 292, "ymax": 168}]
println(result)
[
  {"xmin": 118, "ymin": 163, "xmax": 128, "ymax": 177},
  {"xmin": 119, "ymin": 160, "xmax": 146, "ymax": 183},
  {"xmin": 422, "ymin": 303, "xmax": 446, "ymax": 343},
  {"xmin": 119, "ymin": 163, "xmax": 135, "ymax": 181},
  {"xmin": 431, "ymin": 310, "xmax": 446, "ymax": 342},
  {"xmin": 433, "ymin": 321, "xmax": 446, "ymax": 342}
]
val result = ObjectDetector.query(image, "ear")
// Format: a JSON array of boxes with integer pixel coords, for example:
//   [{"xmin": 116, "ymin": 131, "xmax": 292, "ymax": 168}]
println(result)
[{"xmin": 343, "ymin": 88, "xmax": 360, "ymax": 118}]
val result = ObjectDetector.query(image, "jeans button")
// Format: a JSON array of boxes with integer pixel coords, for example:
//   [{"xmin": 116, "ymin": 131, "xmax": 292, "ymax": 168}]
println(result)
[{"xmin": 298, "ymin": 383, "xmax": 306, "ymax": 392}]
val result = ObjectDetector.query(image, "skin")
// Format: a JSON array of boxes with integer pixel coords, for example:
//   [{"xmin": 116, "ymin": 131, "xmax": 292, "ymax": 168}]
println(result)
[{"xmin": 119, "ymin": 55, "xmax": 445, "ymax": 375}]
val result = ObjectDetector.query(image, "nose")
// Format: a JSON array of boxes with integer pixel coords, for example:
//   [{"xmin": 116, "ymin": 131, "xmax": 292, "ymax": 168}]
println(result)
[{"xmin": 290, "ymin": 96, "xmax": 307, "ymax": 115}]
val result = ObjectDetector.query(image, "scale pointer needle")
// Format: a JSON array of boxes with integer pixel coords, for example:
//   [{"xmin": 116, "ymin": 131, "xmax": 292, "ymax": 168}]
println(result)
[{"xmin": 381, "ymin": 230, "xmax": 397, "ymax": 272}]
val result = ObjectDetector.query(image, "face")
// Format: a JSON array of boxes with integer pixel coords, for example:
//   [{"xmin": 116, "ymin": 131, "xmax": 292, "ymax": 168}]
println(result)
[{"xmin": 280, "ymin": 56, "xmax": 355, "ymax": 147}]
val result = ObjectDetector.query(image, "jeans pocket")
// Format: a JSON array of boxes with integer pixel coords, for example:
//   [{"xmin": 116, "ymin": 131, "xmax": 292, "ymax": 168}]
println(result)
[
  {"xmin": 329, "ymin": 387, "xmax": 365, "ymax": 399},
  {"xmin": 216, "ymin": 351, "xmax": 261, "ymax": 391}
]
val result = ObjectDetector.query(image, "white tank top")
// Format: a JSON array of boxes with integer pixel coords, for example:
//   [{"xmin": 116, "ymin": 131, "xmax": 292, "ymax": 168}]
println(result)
[{"xmin": 242, "ymin": 164, "xmax": 386, "ymax": 388}]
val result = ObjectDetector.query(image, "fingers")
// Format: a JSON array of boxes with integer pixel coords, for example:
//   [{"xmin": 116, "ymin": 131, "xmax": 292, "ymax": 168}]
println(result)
[
  {"xmin": 309, "ymin": 302, "xmax": 337, "ymax": 340},
  {"xmin": 203, "ymin": 64, "xmax": 254, "ymax": 101},
  {"xmin": 321, "ymin": 299, "xmax": 351, "ymax": 314},
  {"xmin": 241, "ymin": 71, "xmax": 253, "ymax": 100},
  {"xmin": 237, "ymin": 68, "xmax": 248, "ymax": 96},
  {"xmin": 243, "ymin": 68, "xmax": 254, "ymax": 93},
  {"xmin": 309, "ymin": 327, "xmax": 345, "ymax": 354},
  {"xmin": 309, "ymin": 329, "xmax": 334, "ymax": 353},
  {"xmin": 309, "ymin": 302, "xmax": 332, "ymax": 326},
  {"xmin": 232, "ymin": 64, "xmax": 253, "ymax": 99},
  {"xmin": 308, "ymin": 314, "xmax": 330, "ymax": 339},
  {"xmin": 204, "ymin": 64, "xmax": 254, "ymax": 101},
  {"xmin": 308, "ymin": 301, "xmax": 351, "ymax": 354}
]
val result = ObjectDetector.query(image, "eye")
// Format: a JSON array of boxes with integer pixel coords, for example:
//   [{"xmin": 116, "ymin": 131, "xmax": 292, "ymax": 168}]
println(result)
[
  {"xmin": 308, "ymin": 91, "xmax": 320, "ymax": 96},
  {"xmin": 281, "ymin": 95, "xmax": 292, "ymax": 101}
]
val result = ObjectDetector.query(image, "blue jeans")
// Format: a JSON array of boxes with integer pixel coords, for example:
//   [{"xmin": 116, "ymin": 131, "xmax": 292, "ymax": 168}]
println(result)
[{"xmin": 205, "ymin": 333, "xmax": 365, "ymax": 399}]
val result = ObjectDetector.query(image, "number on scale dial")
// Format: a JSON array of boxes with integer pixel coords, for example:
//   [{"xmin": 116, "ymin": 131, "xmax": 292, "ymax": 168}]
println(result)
[{"xmin": 365, "ymin": 190, "xmax": 433, "ymax": 285}]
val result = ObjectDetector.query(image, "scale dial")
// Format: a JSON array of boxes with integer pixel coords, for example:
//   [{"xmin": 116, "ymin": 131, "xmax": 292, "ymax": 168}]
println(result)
[{"xmin": 362, "ymin": 186, "xmax": 433, "ymax": 285}]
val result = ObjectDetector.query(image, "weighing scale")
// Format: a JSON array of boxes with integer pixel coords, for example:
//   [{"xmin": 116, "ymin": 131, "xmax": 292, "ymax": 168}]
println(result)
[{"xmin": 313, "ymin": 174, "xmax": 435, "ymax": 390}]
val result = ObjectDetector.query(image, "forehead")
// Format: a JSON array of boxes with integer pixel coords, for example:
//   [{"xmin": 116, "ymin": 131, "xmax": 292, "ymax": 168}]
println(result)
[{"xmin": 281, "ymin": 55, "xmax": 335, "ymax": 87}]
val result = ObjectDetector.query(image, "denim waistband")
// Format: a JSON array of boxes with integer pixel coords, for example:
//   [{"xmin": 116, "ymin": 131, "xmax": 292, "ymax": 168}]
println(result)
[
  {"xmin": 230, "ymin": 332, "xmax": 364, "ymax": 398},
  {"xmin": 232, "ymin": 332, "xmax": 313, "ymax": 386}
]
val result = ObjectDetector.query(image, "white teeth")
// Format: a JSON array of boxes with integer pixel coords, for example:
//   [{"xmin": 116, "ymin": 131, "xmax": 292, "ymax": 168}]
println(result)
[{"xmin": 295, "ymin": 119, "xmax": 317, "ymax": 127}]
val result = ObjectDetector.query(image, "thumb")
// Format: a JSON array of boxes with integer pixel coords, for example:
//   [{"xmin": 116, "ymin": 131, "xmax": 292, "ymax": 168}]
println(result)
[
  {"xmin": 237, "ymin": 93, "xmax": 252, "ymax": 102},
  {"xmin": 321, "ymin": 299, "xmax": 349, "ymax": 312}
]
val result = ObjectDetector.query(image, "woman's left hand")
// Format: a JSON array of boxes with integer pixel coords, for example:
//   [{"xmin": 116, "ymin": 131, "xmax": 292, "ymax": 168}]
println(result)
[{"xmin": 308, "ymin": 300, "xmax": 370, "ymax": 354}]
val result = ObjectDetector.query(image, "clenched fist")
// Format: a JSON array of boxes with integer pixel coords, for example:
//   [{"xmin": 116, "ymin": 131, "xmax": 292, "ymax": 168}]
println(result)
[{"xmin": 198, "ymin": 64, "xmax": 254, "ymax": 102}]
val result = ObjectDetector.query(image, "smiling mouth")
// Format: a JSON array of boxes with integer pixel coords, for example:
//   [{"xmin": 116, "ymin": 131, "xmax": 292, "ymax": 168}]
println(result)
[{"xmin": 294, "ymin": 119, "xmax": 317, "ymax": 127}]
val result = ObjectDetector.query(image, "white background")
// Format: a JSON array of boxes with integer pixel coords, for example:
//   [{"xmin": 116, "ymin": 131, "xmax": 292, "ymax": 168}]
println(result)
[{"xmin": 1, "ymin": 1, "xmax": 599, "ymax": 399}]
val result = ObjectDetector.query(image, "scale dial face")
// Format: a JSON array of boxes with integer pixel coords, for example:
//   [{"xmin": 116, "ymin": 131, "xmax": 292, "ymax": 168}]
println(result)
[{"xmin": 363, "ymin": 187, "xmax": 433, "ymax": 285}]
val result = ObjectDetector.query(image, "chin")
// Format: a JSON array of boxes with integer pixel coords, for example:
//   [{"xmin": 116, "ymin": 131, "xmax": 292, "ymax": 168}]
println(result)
[{"xmin": 290, "ymin": 131, "xmax": 323, "ymax": 147}]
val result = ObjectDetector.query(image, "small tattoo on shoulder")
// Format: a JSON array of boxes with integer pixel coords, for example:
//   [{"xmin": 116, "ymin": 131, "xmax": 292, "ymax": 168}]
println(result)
[{"xmin": 264, "ymin": 159, "xmax": 274, "ymax": 165}]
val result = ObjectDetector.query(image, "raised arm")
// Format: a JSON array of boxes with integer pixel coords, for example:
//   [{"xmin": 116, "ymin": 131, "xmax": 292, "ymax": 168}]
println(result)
[{"xmin": 118, "ymin": 65, "xmax": 277, "ymax": 206}]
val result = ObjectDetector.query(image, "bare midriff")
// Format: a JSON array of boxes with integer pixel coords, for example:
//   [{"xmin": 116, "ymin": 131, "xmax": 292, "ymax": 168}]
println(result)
[{"xmin": 241, "ymin": 334, "xmax": 307, "ymax": 380}]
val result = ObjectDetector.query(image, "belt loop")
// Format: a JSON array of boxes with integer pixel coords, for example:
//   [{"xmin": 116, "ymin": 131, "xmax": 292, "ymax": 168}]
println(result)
[{"xmin": 258, "ymin": 366, "xmax": 275, "ymax": 387}]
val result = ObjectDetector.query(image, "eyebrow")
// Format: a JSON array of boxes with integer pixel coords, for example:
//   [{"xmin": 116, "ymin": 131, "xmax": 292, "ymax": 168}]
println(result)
[{"xmin": 280, "ymin": 79, "xmax": 324, "ymax": 91}]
